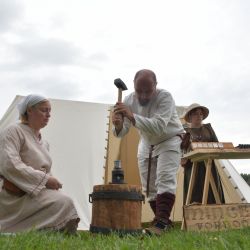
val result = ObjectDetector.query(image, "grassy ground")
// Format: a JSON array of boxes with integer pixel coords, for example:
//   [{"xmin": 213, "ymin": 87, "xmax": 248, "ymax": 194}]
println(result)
[{"xmin": 0, "ymin": 226, "xmax": 250, "ymax": 250}]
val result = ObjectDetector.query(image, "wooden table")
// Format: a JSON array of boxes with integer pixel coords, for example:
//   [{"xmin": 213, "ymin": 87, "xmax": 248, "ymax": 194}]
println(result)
[
  {"xmin": 181, "ymin": 148, "xmax": 250, "ymax": 230},
  {"xmin": 183, "ymin": 148, "xmax": 250, "ymax": 205}
]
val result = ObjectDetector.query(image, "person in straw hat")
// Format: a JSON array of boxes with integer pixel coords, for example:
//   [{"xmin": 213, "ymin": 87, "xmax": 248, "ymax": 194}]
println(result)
[
  {"xmin": 182, "ymin": 103, "xmax": 225, "ymax": 204},
  {"xmin": 0, "ymin": 94, "xmax": 80, "ymax": 234}
]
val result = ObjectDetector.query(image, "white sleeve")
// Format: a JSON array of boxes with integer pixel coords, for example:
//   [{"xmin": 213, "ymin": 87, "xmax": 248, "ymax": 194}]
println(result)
[{"xmin": 0, "ymin": 128, "xmax": 49, "ymax": 196}]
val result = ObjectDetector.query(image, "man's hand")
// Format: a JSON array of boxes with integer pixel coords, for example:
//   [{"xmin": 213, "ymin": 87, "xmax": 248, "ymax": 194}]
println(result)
[
  {"xmin": 114, "ymin": 102, "xmax": 135, "ymax": 125},
  {"xmin": 46, "ymin": 177, "xmax": 62, "ymax": 190}
]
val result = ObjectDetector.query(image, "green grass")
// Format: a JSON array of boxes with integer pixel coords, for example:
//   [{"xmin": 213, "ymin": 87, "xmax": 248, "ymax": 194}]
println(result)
[{"xmin": 0, "ymin": 227, "xmax": 250, "ymax": 250}]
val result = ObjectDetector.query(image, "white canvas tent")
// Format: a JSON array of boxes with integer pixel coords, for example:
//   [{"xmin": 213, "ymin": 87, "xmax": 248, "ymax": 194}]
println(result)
[{"xmin": 1, "ymin": 96, "xmax": 250, "ymax": 230}]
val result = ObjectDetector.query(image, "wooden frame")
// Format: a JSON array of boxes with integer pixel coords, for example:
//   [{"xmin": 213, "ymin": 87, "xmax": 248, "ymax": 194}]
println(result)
[{"xmin": 182, "ymin": 148, "xmax": 250, "ymax": 230}]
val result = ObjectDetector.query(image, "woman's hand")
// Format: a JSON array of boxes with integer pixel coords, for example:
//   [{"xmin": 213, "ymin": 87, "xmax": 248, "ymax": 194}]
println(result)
[{"xmin": 46, "ymin": 177, "xmax": 62, "ymax": 190}]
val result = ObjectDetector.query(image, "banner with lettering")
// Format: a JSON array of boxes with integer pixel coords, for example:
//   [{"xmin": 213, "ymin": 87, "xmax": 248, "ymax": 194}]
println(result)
[{"xmin": 183, "ymin": 203, "xmax": 250, "ymax": 231}]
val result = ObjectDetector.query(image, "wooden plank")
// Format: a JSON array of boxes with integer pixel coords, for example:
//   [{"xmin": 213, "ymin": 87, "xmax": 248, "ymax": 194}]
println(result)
[
  {"xmin": 186, "ymin": 162, "xmax": 198, "ymax": 205},
  {"xmin": 209, "ymin": 172, "xmax": 222, "ymax": 204},
  {"xmin": 190, "ymin": 154, "xmax": 220, "ymax": 162},
  {"xmin": 183, "ymin": 203, "xmax": 250, "ymax": 231},
  {"xmin": 191, "ymin": 142, "xmax": 234, "ymax": 150},
  {"xmin": 202, "ymin": 159, "xmax": 212, "ymax": 204},
  {"xmin": 181, "ymin": 162, "xmax": 198, "ymax": 230},
  {"xmin": 183, "ymin": 148, "xmax": 250, "ymax": 161}
]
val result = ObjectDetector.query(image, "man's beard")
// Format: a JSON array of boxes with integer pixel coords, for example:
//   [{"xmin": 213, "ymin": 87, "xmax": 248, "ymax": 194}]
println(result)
[{"xmin": 138, "ymin": 99, "xmax": 150, "ymax": 106}]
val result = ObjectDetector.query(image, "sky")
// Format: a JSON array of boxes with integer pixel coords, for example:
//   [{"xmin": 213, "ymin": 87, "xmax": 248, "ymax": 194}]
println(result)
[{"xmin": 0, "ymin": 0, "xmax": 250, "ymax": 173}]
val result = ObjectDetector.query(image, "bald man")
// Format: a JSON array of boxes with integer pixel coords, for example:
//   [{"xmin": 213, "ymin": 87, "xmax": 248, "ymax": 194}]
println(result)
[{"xmin": 112, "ymin": 69, "xmax": 184, "ymax": 235}]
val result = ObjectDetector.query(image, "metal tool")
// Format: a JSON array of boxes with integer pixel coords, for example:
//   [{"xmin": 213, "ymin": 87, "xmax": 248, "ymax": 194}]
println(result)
[
  {"xmin": 114, "ymin": 78, "xmax": 128, "ymax": 102},
  {"xmin": 112, "ymin": 160, "xmax": 125, "ymax": 184},
  {"xmin": 112, "ymin": 79, "xmax": 127, "ymax": 184}
]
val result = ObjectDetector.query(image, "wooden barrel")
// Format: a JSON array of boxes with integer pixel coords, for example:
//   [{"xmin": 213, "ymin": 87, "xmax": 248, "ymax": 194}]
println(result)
[{"xmin": 89, "ymin": 184, "xmax": 145, "ymax": 234}]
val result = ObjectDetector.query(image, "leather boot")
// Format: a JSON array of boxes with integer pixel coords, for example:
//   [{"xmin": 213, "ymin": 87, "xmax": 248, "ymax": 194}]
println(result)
[
  {"xmin": 156, "ymin": 192, "xmax": 175, "ymax": 224},
  {"xmin": 149, "ymin": 200, "xmax": 156, "ymax": 215},
  {"xmin": 145, "ymin": 192, "xmax": 175, "ymax": 236}
]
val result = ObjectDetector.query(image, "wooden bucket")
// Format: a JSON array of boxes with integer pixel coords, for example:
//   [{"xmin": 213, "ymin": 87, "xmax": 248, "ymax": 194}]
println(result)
[{"xmin": 89, "ymin": 184, "xmax": 145, "ymax": 234}]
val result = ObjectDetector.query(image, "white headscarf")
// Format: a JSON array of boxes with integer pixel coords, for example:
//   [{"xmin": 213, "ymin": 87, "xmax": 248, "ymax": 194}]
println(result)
[{"xmin": 17, "ymin": 94, "xmax": 48, "ymax": 116}]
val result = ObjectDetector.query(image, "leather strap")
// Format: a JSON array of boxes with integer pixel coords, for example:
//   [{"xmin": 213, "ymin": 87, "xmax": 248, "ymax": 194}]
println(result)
[
  {"xmin": 2, "ymin": 177, "xmax": 26, "ymax": 196},
  {"xmin": 146, "ymin": 145, "xmax": 154, "ymax": 197},
  {"xmin": 176, "ymin": 134, "xmax": 184, "ymax": 140},
  {"xmin": 89, "ymin": 190, "xmax": 145, "ymax": 203}
]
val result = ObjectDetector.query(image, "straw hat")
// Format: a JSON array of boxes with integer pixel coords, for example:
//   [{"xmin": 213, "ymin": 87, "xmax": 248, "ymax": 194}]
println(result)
[{"xmin": 184, "ymin": 103, "xmax": 209, "ymax": 123}]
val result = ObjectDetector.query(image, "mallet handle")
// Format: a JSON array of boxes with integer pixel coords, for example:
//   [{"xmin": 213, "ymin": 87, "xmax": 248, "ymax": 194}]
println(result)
[{"xmin": 118, "ymin": 88, "xmax": 122, "ymax": 102}]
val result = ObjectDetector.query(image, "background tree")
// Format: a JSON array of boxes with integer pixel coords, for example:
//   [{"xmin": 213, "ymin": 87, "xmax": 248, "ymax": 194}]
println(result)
[{"xmin": 241, "ymin": 173, "xmax": 250, "ymax": 186}]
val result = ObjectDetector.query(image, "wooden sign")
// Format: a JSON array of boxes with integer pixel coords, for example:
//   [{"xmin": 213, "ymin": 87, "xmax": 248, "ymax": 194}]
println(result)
[{"xmin": 183, "ymin": 203, "xmax": 250, "ymax": 231}]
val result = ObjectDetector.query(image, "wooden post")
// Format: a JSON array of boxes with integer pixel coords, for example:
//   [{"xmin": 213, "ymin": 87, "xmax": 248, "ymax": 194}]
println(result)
[
  {"xmin": 185, "ymin": 161, "xmax": 198, "ymax": 205},
  {"xmin": 202, "ymin": 158, "xmax": 212, "ymax": 204}
]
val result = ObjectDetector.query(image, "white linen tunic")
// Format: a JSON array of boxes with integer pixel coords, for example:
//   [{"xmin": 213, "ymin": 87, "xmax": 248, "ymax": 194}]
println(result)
[
  {"xmin": 113, "ymin": 89, "xmax": 184, "ymax": 200},
  {"xmin": 0, "ymin": 123, "xmax": 79, "ymax": 233}
]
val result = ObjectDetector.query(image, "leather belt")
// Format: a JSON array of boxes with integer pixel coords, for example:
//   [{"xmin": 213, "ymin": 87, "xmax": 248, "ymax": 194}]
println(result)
[{"xmin": 1, "ymin": 176, "xmax": 26, "ymax": 196}]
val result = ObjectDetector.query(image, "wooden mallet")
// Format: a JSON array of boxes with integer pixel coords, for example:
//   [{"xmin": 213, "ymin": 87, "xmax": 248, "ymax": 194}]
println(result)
[
  {"xmin": 114, "ymin": 78, "xmax": 128, "ymax": 102},
  {"xmin": 112, "ymin": 79, "xmax": 128, "ymax": 184}
]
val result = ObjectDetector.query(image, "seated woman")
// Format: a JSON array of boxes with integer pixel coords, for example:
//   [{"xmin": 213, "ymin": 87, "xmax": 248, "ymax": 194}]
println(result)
[
  {"xmin": 0, "ymin": 94, "xmax": 80, "ymax": 233},
  {"xmin": 182, "ymin": 103, "xmax": 225, "ymax": 204}
]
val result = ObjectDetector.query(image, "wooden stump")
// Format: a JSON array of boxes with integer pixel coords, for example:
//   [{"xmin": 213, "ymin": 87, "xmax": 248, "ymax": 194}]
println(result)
[{"xmin": 89, "ymin": 184, "xmax": 144, "ymax": 234}]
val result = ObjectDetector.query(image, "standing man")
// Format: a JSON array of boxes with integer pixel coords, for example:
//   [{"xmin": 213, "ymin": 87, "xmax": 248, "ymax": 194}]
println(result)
[{"xmin": 112, "ymin": 69, "xmax": 184, "ymax": 235}]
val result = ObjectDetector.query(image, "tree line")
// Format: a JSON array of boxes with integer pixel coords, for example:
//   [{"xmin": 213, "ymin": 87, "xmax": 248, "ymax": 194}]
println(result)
[{"xmin": 241, "ymin": 173, "xmax": 250, "ymax": 186}]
